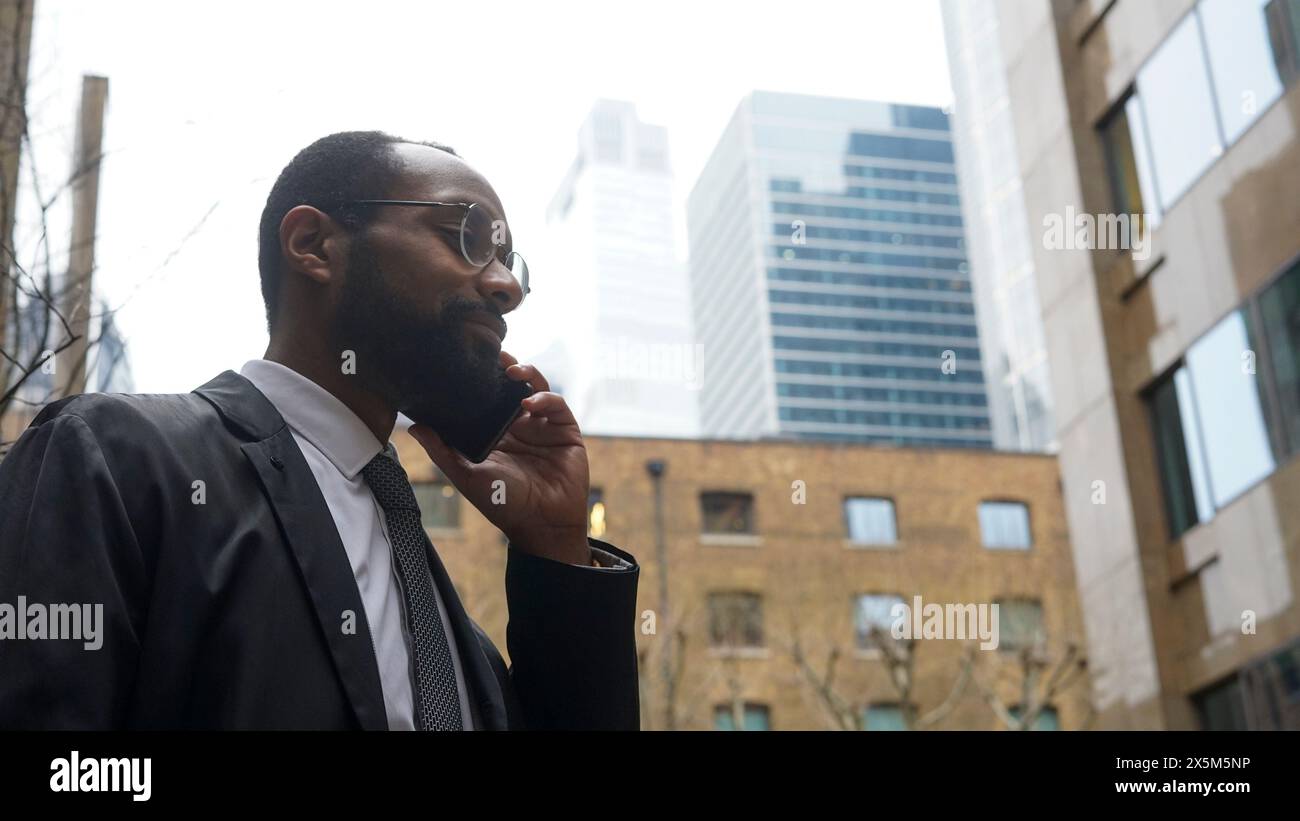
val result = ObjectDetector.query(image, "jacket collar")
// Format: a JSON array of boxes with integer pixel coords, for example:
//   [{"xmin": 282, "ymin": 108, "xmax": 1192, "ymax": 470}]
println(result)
[{"xmin": 192, "ymin": 370, "xmax": 508, "ymax": 730}]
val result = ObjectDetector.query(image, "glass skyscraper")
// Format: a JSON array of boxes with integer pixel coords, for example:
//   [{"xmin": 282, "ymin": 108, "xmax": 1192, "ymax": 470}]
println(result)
[
  {"xmin": 941, "ymin": 0, "xmax": 1057, "ymax": 452},
  {"xmin": 687, "ymin": 91, "xmax": 992, "ymax": 447}
]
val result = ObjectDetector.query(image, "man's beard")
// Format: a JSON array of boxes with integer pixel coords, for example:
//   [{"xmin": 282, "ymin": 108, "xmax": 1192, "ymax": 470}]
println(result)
[{"xmin": 330, "ymin": 235, "xmax": 512, "ymax": 438}]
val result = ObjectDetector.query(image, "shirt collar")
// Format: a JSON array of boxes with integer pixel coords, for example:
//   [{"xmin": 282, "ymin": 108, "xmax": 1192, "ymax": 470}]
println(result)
[{"xmin": 239, "ymin": 359, "xmax": 388, "ymax": 480}]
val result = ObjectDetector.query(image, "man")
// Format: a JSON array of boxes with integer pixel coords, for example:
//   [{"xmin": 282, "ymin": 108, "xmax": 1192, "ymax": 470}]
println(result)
[{"xmin": 0, "ymin": 131, "xmax": 640, "ymax": 730}]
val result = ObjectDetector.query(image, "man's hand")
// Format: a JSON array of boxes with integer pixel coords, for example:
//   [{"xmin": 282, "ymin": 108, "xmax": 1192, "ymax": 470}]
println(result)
[{"xmin": 408, "ymin": 350, "xmax": 591, "ymax": 566}]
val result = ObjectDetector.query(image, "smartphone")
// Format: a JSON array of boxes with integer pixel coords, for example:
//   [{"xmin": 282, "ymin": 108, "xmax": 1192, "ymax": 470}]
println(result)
[{"xmin": 436, "ymin": 376, "xmax": 534, "ymax": 463}]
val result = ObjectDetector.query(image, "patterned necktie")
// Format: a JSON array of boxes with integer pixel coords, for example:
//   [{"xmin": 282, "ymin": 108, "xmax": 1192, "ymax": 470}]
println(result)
[{"xmin": 361, "ymin": 445, "xmax": 464, "ymax": 731}]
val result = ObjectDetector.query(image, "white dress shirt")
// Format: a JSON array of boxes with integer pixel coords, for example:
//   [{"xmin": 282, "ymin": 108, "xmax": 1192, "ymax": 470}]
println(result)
[{"xmin": 240, "ymin": 359, "xmax": 474, "ymax": 730}]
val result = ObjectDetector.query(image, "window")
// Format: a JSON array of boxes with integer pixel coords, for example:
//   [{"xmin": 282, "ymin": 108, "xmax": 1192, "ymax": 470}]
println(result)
[
  {"xmin": 714, "ymin": 703, "xmax": 770, "ymax": 731},
  {"xmin": 1149, "ymin": 307, "xmax": 1278, "ymax": 537},
  {"xmin": 854, "ymin": 593, "xmax": 905, "ymax": 650},
  {"xmin": 1266, "ymin": 0, "xmax": 1300, "ymax": 84},
  {"xmin": 708, "ymin": 592, "xmax": 764, "ymax": 649},
  {"xmin": 1194, "ymin": 676, "xmax": 1249, "ymax": 730},
  {"xmin": 700, "ymin": 492, "xmax": 755, "ymax": 535},
  {"xmin": 1136, "ymin": 12, "xmax": 1224, "ymax": 209},
  {"xmin": 844, "ymin": 497, "xmax": 897, "ymax": 545},
  {"xmin": 1100, "ymin": 92, "xmax": 1159, "ymax": 226},
  {"xmin": 587, "ymin": 488, "xmax": 607, "ymax": 539},
  {"xmin": 1102, "ymin": 1, "xmax": 1300, "ymax": 217},
  {"xmin": 1260, "ymin": 260, "xmax": 1300, "ymax": 457},
  {"xmin": 411, "ymin": 478, "xmax": 459, "ymax": 530},
  {"xmin": 996, "ymin": 598, "xmax": 1044, "ymax": 652},
  {"xmin": 978, "ymin": 501, "xmax": 1032, "ymax": 549},
  {"xmin": 1009, "ymin": 705, "xmax": 1060, "ymax": 731},
  {"xmin": 1201, "ymin": 0, "xmax": 1287, "ymax": 142},
  {"xmin": 864, "ymin": 703, "xmax": 908, "ymax": 731}
]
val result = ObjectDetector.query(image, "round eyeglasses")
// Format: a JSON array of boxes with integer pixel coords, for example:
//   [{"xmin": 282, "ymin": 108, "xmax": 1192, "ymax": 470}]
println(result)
[{"xmin": 333, "ymin": 199, "xmax": 530, "ymax": 303}]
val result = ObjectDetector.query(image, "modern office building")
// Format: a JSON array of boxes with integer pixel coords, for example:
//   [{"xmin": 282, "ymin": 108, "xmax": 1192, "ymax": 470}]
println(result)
[
  {"xmin": 539, "ymin": 99, "xmax": 699, "ymax": 438},
  {"xmin": 993, "ymin": 0, "xmax": 1300, "ymax": 728},
  {"xmin": 393, "ymin": 429, "xmax": 1090, "ymax": 730},
  {"xmin": 941, "ymin": 0, "xmax": 1058, "ymax": 452},
  {"xmin": 686, "ymin": 91, "xmax": 993, "ymax": 448}
]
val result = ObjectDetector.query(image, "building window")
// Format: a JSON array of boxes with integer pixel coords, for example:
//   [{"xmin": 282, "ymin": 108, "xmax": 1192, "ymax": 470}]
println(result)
[
  {"xmin": 587, "ymin": 488, "xmax": 607, "ymax": 539},
  {"xmin": 1266, "ymin": 0, "xmax": 1300, "ymax": 84},
  {"xmin": 996, "ymin": 598, "xmax": 1044, "ymax": 652},
  {"xmin": 978, "ymin": 501, "xmax": 1032, "ymax": 549},
  {"xmin": 1009, "ymin": 705, "xmax": 1060, "ymax": 731},
  {"xmin": 1259, "ymin": 259, "xmax": 1300, "ymax": 458},
  {"xmin": 1101, "ymin": 0, "xmax": 1300, "ymax": 217},
  {"xmin": 1100, "ymin": 91, "xmax": 1160, "ymax": 226},
  {"xmin": 1136, "ymin": 11, "xmax": 1225, "ymax": 210},
  {"xmin": 844, "ymin": 497, "xmax": 898, "ymax": 545},
  {"xmin": 411, "ymin": 477, "xmax": 459, "ymax": 530},
  {"xmin": 1149, "ymin": 308, "xmax": 1277, "ymax": 537},
  {"xmin": 708, "ymin": 591, "xmax": 764, "ymax": 649},
  {"xmin": 864, "ymin": 703, "xmax": 908, "ymax": 731},
  {"xmin": 854, "ymin": 593, "xmax": 905, "ymax": 650},
  {"xmin": 713, "ymin": 703, "xmax": 770, "ymax": 731},
  {"xmin": 1202, "ymin": 0, "xmax": 1291, "ymax": 142},
  {"xmin": 700, "ymin": 492, "xmax": 755, "ymax": 535},
  {"xmin": 1194, "ymin": 676, "xmax": 1249, "ymax": 730}
]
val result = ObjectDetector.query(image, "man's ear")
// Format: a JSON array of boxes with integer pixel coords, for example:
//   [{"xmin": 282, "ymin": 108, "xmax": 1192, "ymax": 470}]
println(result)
[{"xmin": 280, "ymin": 205, "xmax": 345, "ymax": 286}]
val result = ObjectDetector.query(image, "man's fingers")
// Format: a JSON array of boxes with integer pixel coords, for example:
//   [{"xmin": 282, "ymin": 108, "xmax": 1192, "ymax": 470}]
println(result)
[
  {"xmin": 521, "ymin": 391, "xmax": 576, "ymax": 425},
  {"xmin": 506, "ymin": 362, "xmax": 551, "ymax": 393}
]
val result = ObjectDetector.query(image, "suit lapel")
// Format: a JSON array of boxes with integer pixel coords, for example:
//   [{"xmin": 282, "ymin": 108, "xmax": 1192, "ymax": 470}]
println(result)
[
  {"xmin": 196, "ymin": 371, "xmax": 388, "ymax": 731},
  {"xmin": 424, "ymin": 541, "xmax": 509, "ymax": 730}
]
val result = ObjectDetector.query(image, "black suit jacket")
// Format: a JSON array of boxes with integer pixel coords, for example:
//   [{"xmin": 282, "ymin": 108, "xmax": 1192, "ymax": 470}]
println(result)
[{"xmin": 0, "ymin": 371, "xmax": 640, "ymax": 730}]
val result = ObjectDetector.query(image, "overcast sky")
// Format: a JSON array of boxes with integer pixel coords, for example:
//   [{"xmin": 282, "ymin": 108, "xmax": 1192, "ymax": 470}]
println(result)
[{"xmin": 23, "ymin": 0, "xmax": 953, "ymax": 393}]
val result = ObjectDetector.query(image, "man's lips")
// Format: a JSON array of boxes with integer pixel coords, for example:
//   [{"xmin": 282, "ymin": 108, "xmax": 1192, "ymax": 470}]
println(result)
[{"xmin": 464, "ymin": 314, "xmax": 507, "ymax": 344}]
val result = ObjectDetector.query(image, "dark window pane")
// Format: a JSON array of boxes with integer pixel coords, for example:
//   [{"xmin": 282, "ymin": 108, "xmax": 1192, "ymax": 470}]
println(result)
[
  {"xmin": 1265, "ymin": 0, "xmax": 1300, "ymax": 84},
  {"xmin": 1260, "ymin": 260, "xmax": 1300, "ymax": 455},
  {"xmin": 1150, "ymin": 373, "xmax": 1201, "ymax": 538},
  {"xmin": 996, "ymin": 598, "xmax": 1044, "ymax": 652},
  {"xmin": 1194, "ymin": 676, "xmax": 1249, "ymax": 730},
  {"xmin": 708, "ymin": 592, "xmax": 764, "ymax": 648},
  {"xmin": 701, "ymin": 492, "xmax": 755, "ymax": 534},
  {"xmin": 1101, "ymin": 94, "xmax": 1156, "ymax": 223}
]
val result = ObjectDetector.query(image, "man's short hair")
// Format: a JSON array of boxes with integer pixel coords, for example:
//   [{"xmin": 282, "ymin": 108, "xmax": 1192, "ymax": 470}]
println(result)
[{"xmin": 256, "ymin": 130, "xmax": 457, "ymax": 331}]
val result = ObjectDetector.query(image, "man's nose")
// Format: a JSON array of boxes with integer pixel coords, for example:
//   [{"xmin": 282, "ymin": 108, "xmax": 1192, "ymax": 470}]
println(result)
[{"xmin": 477, "ymin": 256, "xmax": 525, "ymax": 314}]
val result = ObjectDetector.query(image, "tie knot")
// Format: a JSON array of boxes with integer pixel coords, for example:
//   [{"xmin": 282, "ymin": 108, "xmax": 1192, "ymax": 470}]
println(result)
[{"xmin": 361, "ymin": 447, "xmax": 421, "ymax": 513}]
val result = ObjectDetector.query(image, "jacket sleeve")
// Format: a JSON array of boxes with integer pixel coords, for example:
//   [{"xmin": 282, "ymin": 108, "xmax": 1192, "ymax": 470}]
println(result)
[
  {"xmin": 0, "ymin": 412, "xmax": 149, "ymax": 729},
  {"xmin": 503, "ymin": 537, "xmax": 640, "ymax": 730}
]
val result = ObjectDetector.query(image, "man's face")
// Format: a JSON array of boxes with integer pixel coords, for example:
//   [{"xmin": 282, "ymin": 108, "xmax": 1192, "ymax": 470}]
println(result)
[{"xmin": 328, "ymin": 143, "xmax": 525, "ymax": 432}]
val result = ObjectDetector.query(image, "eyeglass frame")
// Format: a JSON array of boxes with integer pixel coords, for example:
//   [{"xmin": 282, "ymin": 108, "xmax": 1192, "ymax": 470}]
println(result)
[{"xmin": 328, "ymin": 199, "xmax": 530, "ymax": 301}]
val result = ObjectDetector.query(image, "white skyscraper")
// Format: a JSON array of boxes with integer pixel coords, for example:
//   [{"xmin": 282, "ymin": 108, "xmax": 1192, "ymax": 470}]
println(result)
[
  {"xmin": 539, "ymin": 99, "xmax": 699, "ymax": 438},
  {"xmin": 941, "ymin": 0, "xmax": 1057, "ymax": 452}
]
